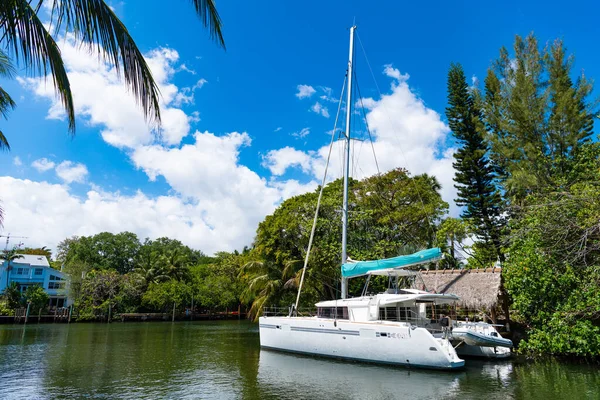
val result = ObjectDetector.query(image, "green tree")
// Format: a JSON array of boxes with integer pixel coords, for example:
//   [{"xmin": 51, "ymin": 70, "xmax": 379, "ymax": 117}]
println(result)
[
  {"xmin": 446, "ymin": 63, "xmax": 504, "ymax": 263},
  {"xmin": 142, "ymin": 280, "xmax": 192, "ymax": 313},
  {"xmin": 1, "ymin": 248, "xmax": 24, "ymax": 287},
  {"xmin": 1, "ymin": 281, "xmax": 22, "ymax": 309},
  {"xmin": 435, "ymin": 217, "xmax": 469, "ymax": 268},
  {"xmin": 504, "ymin": 180, "xmax": 600, "ymax": 357},
  {"xmin": 189, "ymin": 252, "xmax": 245, "ymax": 311},
  {"xmin": 133, "ymin": 244, "xmax": 168, "ymax": 287},
  {"xmin": 24, "ymin": 285, "xmax": 49, "ymax": 312},
  {"xmin": 239, "ymin": 259, "xmax": 300, "ymax": 321},
  {"xmin": 76, "ymin": 269, "xmax": 121, "ymax": 319},
  {"xmin": 250, "ymin": 169, "xmax": 449, "ymax": 306},
  {"xmin": 483, "ymin": 34, "xmax": 596, "ymax": 201},
  {"xmin": 59, "ymin": 232, "xmax": 141, "ymax": 273}
]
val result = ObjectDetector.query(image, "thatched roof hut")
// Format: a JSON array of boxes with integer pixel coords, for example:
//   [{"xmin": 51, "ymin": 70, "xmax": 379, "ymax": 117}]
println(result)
[{"xmin": 419, "ymin": 268, "xmax": 502, "ymax": 310}]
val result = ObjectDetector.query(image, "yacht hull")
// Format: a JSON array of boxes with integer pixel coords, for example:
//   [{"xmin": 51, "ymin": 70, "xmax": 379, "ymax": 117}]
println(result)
[{"xmin": 259, "ymin": 316, "xmax": 465, "ymax": 370}]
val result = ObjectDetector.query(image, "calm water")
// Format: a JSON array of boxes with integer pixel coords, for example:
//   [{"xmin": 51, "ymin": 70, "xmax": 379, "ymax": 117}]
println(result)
[{"xmin": 0, "ymin": 321, "xmax": 598, "ymax": 399}]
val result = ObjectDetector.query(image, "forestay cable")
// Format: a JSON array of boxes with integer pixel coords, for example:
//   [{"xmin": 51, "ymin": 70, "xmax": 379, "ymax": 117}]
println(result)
[{"xmin": 294, "ymin": 74, "xmax": 348, "ymax": 311}]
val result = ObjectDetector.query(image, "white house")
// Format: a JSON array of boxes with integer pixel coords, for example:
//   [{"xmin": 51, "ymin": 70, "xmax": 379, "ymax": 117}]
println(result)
[{"xmin": 0, "ymin": 254, "xmax": 70, "ymax": 308}]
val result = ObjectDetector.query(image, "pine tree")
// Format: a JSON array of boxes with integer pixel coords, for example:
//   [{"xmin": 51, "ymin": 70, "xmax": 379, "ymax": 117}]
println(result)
[
  {"xmin": 546, "ymin": 40, "xmax": 595, "ymax": 181},
  {"xmin": 446, "ymin": 63, "xmax": 504, "ymax": 263},
  {"xmin": 483, "ymin": 34, "xmax": 596, "ymax": 200}
]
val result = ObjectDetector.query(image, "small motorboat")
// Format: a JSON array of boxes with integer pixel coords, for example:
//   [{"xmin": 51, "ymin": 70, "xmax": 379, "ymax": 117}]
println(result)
[{"xmin": 452, "ymin": 324, "xmax": 513, "ymax": 348}]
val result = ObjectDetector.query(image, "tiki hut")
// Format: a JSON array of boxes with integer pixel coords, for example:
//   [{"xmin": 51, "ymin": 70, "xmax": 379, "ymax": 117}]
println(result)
[{"xmin": 419, "ymin": 268, "xmax": 505, "ymax": 322}]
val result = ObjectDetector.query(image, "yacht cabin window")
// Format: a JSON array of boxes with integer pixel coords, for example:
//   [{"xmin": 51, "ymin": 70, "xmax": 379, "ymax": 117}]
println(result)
[{"xmin": 317, "ymin": 307, "xmax": 349, "ymax": 320}]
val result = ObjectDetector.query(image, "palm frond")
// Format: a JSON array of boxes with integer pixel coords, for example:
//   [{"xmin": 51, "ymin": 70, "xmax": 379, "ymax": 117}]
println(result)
[
  {"xmin": 0, "ymin": 129, "xmax": 11, "ymax": 151},
  {"xmin": 0, "ymin": 0, "xmax": 75, "ymax": 133},
  {"xmin": 0, "ymin": 49, "xmax": 16, "ymax": 77},
  {"xmin": 282, "ymin": 259, "xmax": 301, "ymax": 280},
  {"xmin": 248, "ymin": 273, "xmax": 269, "ymax": 292},
  {"xmin": 48, "ymin": 0, "xmax": 160, "ymax": 125},
  {"xmin": 189, "ymin": 0, "xmax": 225, "ymax": 49}
]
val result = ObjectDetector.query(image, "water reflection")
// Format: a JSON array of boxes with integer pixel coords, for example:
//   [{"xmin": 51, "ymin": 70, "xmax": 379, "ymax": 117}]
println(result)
[
  {"xmin": 0, "ymin": 323, "xmax": 598, "ymax": 400},
  {"xmin": 258, "ymin": 349, "xmax": 463, "ymax": 400}
]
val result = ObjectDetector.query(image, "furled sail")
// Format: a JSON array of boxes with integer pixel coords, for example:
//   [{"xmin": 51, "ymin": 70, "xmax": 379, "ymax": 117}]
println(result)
[{"xmin": 341, "ymin": 247, "xmax": 443, "ymax": 278}]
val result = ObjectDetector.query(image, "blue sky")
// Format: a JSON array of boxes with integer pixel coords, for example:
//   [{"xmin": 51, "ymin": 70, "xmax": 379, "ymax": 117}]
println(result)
[{"xmin": 1, "ymin": 0, "xmax": 598, "ymax": 255}]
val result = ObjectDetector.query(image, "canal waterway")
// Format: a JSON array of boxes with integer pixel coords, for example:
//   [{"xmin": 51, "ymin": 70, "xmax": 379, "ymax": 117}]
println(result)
[{"xmin": 0, "ymin": 321, "xmax": 598, "ymax": 399}]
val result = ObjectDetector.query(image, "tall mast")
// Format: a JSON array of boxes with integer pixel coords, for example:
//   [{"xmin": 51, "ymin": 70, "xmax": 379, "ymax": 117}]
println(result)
[{"xmin": 341, "ymin": 25, "xmax": 355, "ymax": 300}]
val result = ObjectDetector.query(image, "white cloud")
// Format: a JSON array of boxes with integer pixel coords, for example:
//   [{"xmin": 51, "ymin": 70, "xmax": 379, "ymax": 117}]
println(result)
[
  {"xmin": 319, "ymin": 86, "xmax": 338, "ymax": 103},
  {"xmin": 291, "ymin": 127, "xmax": 310, "ymax": 139},
  {"xmin": 310, "ymin": 102, "xmax": 330, "ymax": 118},
  {"xmin": 31, "ymin": 158, "xmax": 56, "ymax": 172},
  {"xmin": 0, "ymin": 175, "xmax": 318, "ymax": 255},
  {"xmin": 270, "ymin": 179, "xmax": 318, "ymax": 200},
  {"xmin": 18, "ymin": 38, "xmax": 192, "ymax": 149},
  {"xmin": 129, "ymin": 130, "xmax": 302, "ymax": 251},
  {"xmin": 383, "ymin": 64, "xmax": 410, "ymax": 81},
  {"xmin": 274, "ymin": 127, "xmax": 282, "ymax": 132},
  {"xmin": 296, "ymin": 84, "xmax": 316, "ymax": 99},
  {"xmin": 268, "ymin": 66, "xmax": 459, "ymax": 216},
  {"xmin": 178, "ymin": 64, "xmax": 196, "ymax": 75},
  {"xmin": 13, "ymin": 32, "xmax": 458, "ymax": 259},
  {"xmin": 174, "ymin": 78, "xmax": 208, "ymax": 106},
  {"xmin": 55, "ymin": 161, "xmax": 88, "ymax": 184},
  {"xmin": 262, "ymin": 146, "xmax": 312, "ymax": 176},
  {"xmin": 13, "ymin": 156, "xmax": 22, "ymax": 166}
]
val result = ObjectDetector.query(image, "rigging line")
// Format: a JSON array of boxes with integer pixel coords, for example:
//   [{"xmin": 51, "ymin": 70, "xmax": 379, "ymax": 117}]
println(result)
[
  {"xmin": 354, "ymin": 68, "xmax": 380, "ymax": 174},
  {"xmin": 295, "ymin": 73, "xmax": 348, "ymax": 311},
  {"xmin": 356, "ymin": 31, "xmax": 436, "ymax": 243}
]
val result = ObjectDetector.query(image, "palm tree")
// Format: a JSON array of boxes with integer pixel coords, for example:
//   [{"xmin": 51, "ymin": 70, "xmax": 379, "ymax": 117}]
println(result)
[
  {"xmin": 239, "ymin": 259, "xmax": 300, "ymax": 321},
  {"xmin": 1, "ymin": 248, "xmax": 24, "ymax": 290},
  {"xmin": 133, "ymin": 249, "xmax": 168, "ymax": 287},
  {"xmin": 0, "ymin": 0, "xmax": 225, "ymax": 148},
  {"xmin": 162, "ymin": 248, "xmax": 190, "ymax": 281}
]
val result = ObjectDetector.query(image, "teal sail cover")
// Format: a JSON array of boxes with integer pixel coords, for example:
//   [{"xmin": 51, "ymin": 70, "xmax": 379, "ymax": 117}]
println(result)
[{"xmin": 341, "ymin": 248, "xmax": 443, "ymax": 278}]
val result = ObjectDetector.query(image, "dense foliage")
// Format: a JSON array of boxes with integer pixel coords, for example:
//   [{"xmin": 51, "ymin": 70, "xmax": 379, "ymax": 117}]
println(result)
[
  {"xmin": 446, "ymin": 34, "xmax": 600, "ymax": 358},
  {"xmin": 246, "ymin": 169, "xmax": 448, "ymax": 318},
  {"xmin": 57, "ymin": 232, "xmax": 243, "ymax": 319}
]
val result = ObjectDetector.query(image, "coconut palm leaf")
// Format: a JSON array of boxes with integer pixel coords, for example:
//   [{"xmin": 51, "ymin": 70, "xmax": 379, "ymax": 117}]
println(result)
[
  {"xmin": 0, "ymin": 0, "xmax": 75, "ymax": 132},
  {"xmin": 0, "ymin": 34, "xmax": 18, "ymax": 149},
  {"xmin": 189, "ymin": 0, "xmax": 225, "ymax": 49},
  {"xmin": 47, "ymin": 0, "xmax": 160, "ymax": 125}
]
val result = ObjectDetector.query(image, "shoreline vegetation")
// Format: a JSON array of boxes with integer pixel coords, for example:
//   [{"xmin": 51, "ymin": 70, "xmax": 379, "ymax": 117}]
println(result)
[{"xmin": 1, "ymin": 33, "xmax": 599, "ymax": 364}]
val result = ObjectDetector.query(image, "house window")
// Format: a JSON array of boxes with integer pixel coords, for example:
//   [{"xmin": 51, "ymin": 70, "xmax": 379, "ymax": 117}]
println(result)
[
  {"xmin": 34, "ymin": 268, "xmax": 43, "ymax": 276},
  {"xmin": 50, "ymin": 275, "xmax": 63, "ymax": 281},
  {"xmin": 48, "ymin": 282, "xmax": 65, "ymax": 290},
  {"xmin": 16, "ymin": 268, "xmax": 24, "ymax": 275}
]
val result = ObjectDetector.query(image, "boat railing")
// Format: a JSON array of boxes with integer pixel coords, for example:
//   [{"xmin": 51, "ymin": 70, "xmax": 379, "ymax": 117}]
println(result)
[
  {"xmin": 378, "ymin": 310, "xmax": 445, "ymax": 333},
  {"xmin": 262, "ymin": 307, "xmax": 316, "ymax": 317}
]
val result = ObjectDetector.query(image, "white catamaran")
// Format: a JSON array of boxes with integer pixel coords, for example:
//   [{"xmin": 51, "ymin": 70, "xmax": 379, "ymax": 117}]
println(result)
[{"xmin": 259, "ymin": 25, "xmax": 510, "ymax": 369}]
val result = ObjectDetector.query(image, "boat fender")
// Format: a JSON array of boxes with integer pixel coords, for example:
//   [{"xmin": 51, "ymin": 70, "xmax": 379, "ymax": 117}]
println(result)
[{"xmin": 334, "ymin": 320, "xmax": 337, "ymax": 327}]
